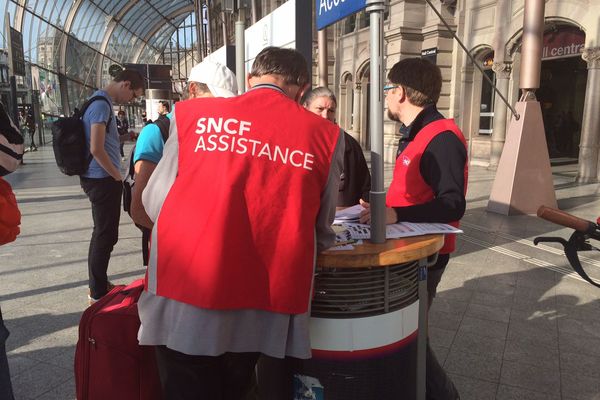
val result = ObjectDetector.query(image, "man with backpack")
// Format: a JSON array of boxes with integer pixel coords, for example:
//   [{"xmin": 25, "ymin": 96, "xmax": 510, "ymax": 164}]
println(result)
[
  {"xmin": 80, "ymin": 69, "xmax": 144, "ymax": 304},
  {"xmin": 128, "ymin": 60, "xmax": 237, "ymax": 267}
]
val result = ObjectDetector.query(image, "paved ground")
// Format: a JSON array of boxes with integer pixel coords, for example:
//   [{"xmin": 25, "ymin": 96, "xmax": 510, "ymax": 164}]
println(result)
[{"xmin": 2, "ymin": 145, "xmax": 600, "ymax": 399}]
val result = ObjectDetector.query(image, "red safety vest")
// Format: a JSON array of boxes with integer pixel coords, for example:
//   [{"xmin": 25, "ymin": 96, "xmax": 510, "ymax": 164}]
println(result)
[
  {"xmin": 386, "ymin": 119, "xmax": 467, "ymax": 254},
  {"xmin": 0, "ymin": 178, "xmax": 20, "ymax": 246},
  {"xmin": 151, "ymin": 87, "xmax": 340, "ymax": 314}
]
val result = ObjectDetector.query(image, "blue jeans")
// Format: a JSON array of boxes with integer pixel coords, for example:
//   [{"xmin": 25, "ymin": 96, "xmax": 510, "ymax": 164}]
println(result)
[{"xmin": 0, "ymin": 307, "xmax": 15, "ymax": 400}]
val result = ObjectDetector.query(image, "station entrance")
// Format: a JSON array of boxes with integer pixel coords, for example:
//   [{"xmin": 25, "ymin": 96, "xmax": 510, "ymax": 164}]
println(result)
[{"xmin": 537, "ymin": 26, "xmax": 587, "ymax": 161}]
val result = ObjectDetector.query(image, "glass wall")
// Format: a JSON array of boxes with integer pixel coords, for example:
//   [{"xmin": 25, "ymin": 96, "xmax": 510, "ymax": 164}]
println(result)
[{"xmin": 1, "ymin": 0, "xmax": 200, "ymax": 141}]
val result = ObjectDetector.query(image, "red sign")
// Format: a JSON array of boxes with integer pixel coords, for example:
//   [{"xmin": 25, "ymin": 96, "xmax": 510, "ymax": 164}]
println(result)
[{"xmin": 542, "ymin": 27, "xmax": 585, "ymax": 60}]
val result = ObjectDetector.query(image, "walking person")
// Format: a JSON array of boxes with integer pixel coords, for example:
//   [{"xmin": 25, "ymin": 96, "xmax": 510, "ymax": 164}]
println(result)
[
  {"xmin": 116, "ymin": 110, "xmax": 129, "ymax": 161},
  {"xmin": 137, "ymin": 47, "xmax": 344, "ymax": 400},
  {"xmin": 26, "ymin": 112, "xmax": 37, "ymax": 151},
  {"xmin": 80, "ymin": 70, "xmax": 144, "ymax": 304},
  {"xmin": 360, "ymin": 58, "xmax": 467, "ymax": 400}
]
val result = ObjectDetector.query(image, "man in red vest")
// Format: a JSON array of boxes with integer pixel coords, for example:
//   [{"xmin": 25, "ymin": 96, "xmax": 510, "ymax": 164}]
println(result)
[
  {"xmin": 361, "ymin": 58, "xmax": 467, "ymax": 400},
  {"xmin": 137, "ymin": 47, "xmax": 344, "ymax": 399}
]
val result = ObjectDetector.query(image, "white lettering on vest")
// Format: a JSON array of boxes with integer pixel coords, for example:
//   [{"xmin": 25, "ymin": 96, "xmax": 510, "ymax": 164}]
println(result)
[
  {"xmin": 192, "ymin": 116, "xmax": 316, "ymax": 171},
  {"xmin": 196, "ymin": 117, "xmax": 252, "ymax": 135},
  {"xmin": 257, "ymin": 143, "xmax": 272, "ymax": 160}
]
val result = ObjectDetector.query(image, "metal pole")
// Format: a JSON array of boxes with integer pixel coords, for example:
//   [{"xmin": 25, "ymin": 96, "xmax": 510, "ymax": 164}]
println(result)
[
  {"xmin": 423, "ymin": 0, "xmax": 520, "ymax": 121},
  {"xmin": 206, "ymin": 0, "xmax": 213, "ymax": 54},
  {"xmin": 417, "ymin": 258, "xmax": 429, "ymax": 400},
  {"xmin": 366, "ymin": 0, "xmax": 385, "ymax": 244},
  {"xmin": 519, "ymin": 0, "xmax": 544, "ymax": 96},
  {"xmin": 251, "ymin": 0, "xmax": 258, "ymax": 24},
  {"xmin": 235, "ymin": 14, "xmax": 245, "ymax": 93},
  {"xmin": 318, "ymin": 28, "xmax": 328, "ymax": 87},
  {"xmin": 5, "ymin": 13, "xmax": 19, "ymax": 125},
  {"xmin": 194, "ymin": 0, "xmax": 204, "ymax": 60},
  {"xmin": 221, "ymin": 11, "xmax": 228, "ymax": 47}
]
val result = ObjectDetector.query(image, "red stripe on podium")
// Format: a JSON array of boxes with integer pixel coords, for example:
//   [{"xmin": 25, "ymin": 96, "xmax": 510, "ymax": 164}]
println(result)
[{"xmin": 311, "ymin": 330, "xmax": 418, "ymax": 360}]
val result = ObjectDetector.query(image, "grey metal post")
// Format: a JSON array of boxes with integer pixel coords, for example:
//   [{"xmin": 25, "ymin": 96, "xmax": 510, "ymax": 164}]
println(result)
[
  {"xmin": 251, "ymin": 0, "xmax": 258, "ymax": 24},
  {"xmin": 235, "ymin": 19, "xmax": 245, "ymax": 94},
  {"xmin": 194, "ymin": 0, "xmax": 204, "ymax": 60},
  {"xmin": 318, "ymin": 28, "xmax": 328, "ymax": 87},
  {"xmin": 5, "ymin": 13, "xmax": 19, "ymax": 125},
  {"xmin": 221, "ymin": 11, "xmax": 228, "ymax": 47},
  {"xmin": 366, "ymin": 0, "xmax": 386, "ymax": 244},
  {"xmin": 417, "ymin": 258, "xmax": 429, "ymax": 400},
  {"xmin": 206, "ymin": 0, "xmax": 213, "ymax": 54},
  {"xmin": 520, "ymin": 0, "xmax": 544, "ymax": 95}
]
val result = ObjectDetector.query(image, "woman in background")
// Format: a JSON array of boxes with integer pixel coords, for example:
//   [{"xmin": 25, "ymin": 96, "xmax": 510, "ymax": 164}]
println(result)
[{"xmin": 302, "ymin": 87, "xmax": 371, "ymax": 208}]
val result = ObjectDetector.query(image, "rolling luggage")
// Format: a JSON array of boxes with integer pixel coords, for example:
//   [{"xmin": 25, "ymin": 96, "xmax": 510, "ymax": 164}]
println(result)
[{"xmin": 74, "ymin": 279, "xmax": 162, "ymax": 400}]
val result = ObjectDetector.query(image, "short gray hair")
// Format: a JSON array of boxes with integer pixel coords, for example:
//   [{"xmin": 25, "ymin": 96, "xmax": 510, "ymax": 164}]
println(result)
[
  {"xmin": 184, "ymin": 81, "xmax": 211, "ymax": 99},
  {"xmin": 301, "ymin": 87, "xmax": 337, "ymax": 107}
]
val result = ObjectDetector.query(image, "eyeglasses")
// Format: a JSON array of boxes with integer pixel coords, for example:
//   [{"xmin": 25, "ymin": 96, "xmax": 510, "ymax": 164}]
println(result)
[
  {"xmin": 130, "ymin": 88, "xmax": 144, "ymax": 101},
  {"xmin": 383, "ymin": 85, "xmax": 400, "ymax": 92}
]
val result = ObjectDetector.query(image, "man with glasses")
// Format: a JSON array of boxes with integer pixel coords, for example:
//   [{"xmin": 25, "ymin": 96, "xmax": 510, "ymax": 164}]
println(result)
[
  {"xmin": 361, "ymin": 58, "xmax": 467, "ymax": 400},
  {"xmin": 81, "ymin": 69, "xmax": 144, "ymax": 304}
]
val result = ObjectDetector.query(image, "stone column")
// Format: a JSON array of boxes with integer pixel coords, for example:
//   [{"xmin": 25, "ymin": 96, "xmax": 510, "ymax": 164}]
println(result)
[
  {"xmin": 488, "ymin": 61, "xmax": 512, "ymax": 169},
  {"xmin": 352, "ymin": 82, "xmax": 362, "ymax": 132},
  {"xmin": 577, "ymin": 48, "xmax": 600, "ymax": 183}
]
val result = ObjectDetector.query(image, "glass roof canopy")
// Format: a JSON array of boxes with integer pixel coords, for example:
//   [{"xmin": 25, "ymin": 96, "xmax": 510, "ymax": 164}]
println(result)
[{"xmin": 1, "ymin": 0, "xmax": 197, "ymax": 114}]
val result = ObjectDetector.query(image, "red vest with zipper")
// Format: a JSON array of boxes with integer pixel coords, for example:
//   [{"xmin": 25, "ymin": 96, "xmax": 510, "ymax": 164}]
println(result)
[
  {"xmin": 386, "ymin": 119, "xmax": 467, "ymax": 254},
  {"xmin": 151, "ymin": 88, "xmax": 340, "ymax": 314}
]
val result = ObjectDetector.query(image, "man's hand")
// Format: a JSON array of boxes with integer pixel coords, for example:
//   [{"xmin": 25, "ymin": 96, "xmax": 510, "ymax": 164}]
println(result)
[{"xmin": 359, "ymin": 199, "xmax": 398, "ymax": 224}]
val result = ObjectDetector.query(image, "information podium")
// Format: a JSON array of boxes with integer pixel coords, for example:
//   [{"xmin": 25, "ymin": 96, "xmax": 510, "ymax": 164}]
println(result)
[{"xmin": 293, "ymin": 235, "xmax": 444, "ymax": 400}]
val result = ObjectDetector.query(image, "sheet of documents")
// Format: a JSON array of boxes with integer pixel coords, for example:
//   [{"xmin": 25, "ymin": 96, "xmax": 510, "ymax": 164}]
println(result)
[
  {"xmin": 342, "ymin": 222, "xmax": 463, "ymax": 240},
  {"xmin": 333, "ymin": 204, "xmax": 365, "ymax": 224}
]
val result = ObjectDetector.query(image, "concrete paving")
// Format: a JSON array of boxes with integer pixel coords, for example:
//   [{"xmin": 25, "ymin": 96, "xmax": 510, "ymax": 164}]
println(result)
[{"xmin": 2, "ymin": 145, "xmax": 600, "ymax": 399}]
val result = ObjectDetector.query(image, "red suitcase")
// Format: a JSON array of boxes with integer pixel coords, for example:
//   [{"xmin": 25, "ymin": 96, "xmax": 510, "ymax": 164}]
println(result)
[{"xmin": 74, "ymin": 279, "xmax": 162, "ymax": 400}]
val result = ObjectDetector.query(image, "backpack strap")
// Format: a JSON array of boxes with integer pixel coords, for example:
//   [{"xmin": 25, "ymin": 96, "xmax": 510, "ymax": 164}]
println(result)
[
  {"xmin": 80, "ymin": 96, "xmax": 113, "ymax": 126},
  {"xmin": 153, "ymin": 115, "xmax": 170, "ymax": 143},
  {"xmin": 79, "ymin": 96, "xmax": 113, "ymax": 170}
]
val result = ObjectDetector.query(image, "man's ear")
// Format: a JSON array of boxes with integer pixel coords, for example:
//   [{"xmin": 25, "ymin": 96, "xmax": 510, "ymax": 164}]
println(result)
[
  {"xmin": 188, "ymin": 82, "xmax": 197, "ymax": 98},
  {"xmin": 246, "ymin": 73, "xmax": 253, "ymax": 89},
  {"xmin": 397, "ymin": 86, "xmax": 407, "ymax": 103},
  {"xmin": 295, "ymin": 83, "xmax": 311, "ymax": 104}
]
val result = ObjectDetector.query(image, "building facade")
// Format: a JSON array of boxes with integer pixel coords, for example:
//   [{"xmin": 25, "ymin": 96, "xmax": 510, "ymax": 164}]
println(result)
[{"xmin": 326, "ymin": 0, "xmax": 600, "ymax": 182}]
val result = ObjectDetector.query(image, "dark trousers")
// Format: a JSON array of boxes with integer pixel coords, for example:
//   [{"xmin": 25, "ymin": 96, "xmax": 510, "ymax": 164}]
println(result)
[
  {"xmin": 426, "ymin": 253, "xmax": 459, "ymax": 400},
  {"xmin": 80, "ymin": 177, "xmax": 122, "ymax": 299},
  {"xmin": 256, "ymin": 355, "xmax": 301, "ymax": 400},
  {"xmin": 154, "ymin": 346, "xmax": 259, "ymax": 400},
  {"xmin": 29, "ymin": 129, "xmax": 36, "ymax": 149},
  {"xmin": 141, "ymin": 226, "xmax": 151, "ymax": 266},
  {"xmin": 0, "ymin": 308, "xmax": 14, "ymax": 400}
]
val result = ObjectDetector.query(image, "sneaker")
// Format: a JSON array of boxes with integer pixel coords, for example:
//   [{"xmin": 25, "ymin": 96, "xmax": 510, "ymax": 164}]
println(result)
[{"xmin": 87, "ymin": 281, "xmax": 116, "ymax": 304}]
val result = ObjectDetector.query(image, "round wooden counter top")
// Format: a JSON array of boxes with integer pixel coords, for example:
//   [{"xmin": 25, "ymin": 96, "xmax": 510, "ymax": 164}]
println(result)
[{"xmin": 317, "ymin": 234, "xmax": 444, "ymax": 269}]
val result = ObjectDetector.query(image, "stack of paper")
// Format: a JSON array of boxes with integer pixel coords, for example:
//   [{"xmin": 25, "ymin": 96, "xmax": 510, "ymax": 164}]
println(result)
[
  {"xmin": 342, "ymin": 222, "xmax": 463, "ymax": 240},
  {"xmin": 333, "ymin": 204, "xmax": 365, "ymax": 224}
]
